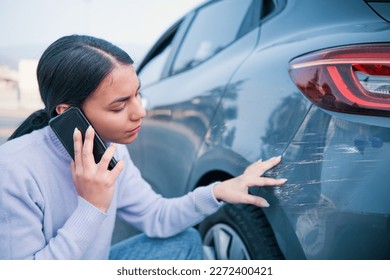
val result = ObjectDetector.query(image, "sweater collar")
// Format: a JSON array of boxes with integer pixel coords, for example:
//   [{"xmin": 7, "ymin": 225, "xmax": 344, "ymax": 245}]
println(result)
[
  {"xmin": 46, "ymin": 125, "xmax": 73, "ymax": 162},
  {"xmin": 45, "ymin": 125, "xmax": 113, "ymax": 163}
]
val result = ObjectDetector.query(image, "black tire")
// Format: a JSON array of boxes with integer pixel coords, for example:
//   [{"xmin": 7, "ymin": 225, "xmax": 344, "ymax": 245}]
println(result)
[{"xmin": 198, "ymin": 203, "xmax": 284, "ymax": 260}]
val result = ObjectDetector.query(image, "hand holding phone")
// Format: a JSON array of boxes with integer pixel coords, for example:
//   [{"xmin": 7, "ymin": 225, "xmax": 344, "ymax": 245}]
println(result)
[
  {"xmin": 71, "ymin": 115, "xmax": 124, "ymax": 212},
  {"xmin": 49, "ymin": 107, "xmax": 117, "ymax": 170}
]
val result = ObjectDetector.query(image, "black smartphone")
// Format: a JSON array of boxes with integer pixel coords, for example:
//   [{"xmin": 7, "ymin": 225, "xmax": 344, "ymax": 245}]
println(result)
[{"xmin": 49, "ymin": 107, "xmax": 117, "ymax": 170}]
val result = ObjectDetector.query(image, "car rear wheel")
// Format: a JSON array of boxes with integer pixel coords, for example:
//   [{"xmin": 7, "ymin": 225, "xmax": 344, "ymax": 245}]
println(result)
[{"xmin": 198, "ymin": 203, "xmax": 284, "ymax": 260}]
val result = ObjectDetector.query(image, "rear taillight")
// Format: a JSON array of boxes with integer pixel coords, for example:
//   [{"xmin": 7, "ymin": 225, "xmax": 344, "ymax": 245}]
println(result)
[{"xmin": 289, "ymin": 44, "xmax": 390, "ymax": 117}]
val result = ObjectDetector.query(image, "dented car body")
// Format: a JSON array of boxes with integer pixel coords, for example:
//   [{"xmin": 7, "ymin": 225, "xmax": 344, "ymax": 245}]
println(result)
[{"xmin": 128, "ymin": 0, "xmax": 390, "ymax": 259}]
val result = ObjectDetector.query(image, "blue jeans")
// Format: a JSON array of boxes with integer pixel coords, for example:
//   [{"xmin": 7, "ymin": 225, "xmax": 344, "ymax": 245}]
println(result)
[{"xmin": 109, "ymin": 228, "xmax": 203, "ymax": 260}]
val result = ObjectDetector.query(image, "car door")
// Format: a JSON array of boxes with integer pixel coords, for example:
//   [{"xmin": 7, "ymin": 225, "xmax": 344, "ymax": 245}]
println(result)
[{"xmin": 131, "ymin": 0, "xmax": 262, "ymax": 197}]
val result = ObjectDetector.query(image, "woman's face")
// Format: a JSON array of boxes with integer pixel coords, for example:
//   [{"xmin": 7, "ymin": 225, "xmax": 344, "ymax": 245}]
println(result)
[{"xmin": 81, "ymin": 64, "xmax": 146, "ymax": 144}]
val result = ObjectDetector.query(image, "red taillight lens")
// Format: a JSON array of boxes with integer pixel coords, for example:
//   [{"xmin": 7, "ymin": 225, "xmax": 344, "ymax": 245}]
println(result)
[{"xmin": 289, "ymin": 44, "xmax": 390, "ymax": 117}]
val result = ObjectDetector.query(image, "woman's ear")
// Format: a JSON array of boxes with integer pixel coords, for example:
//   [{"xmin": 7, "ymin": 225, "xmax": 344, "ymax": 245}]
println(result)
[{"xmin": 55, "ymin": 104, "xmax": 70, "ymax": 115}]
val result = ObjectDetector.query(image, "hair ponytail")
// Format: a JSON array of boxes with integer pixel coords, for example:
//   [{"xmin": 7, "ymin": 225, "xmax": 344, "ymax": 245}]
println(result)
[{"xmin": 7, "ymin": 109, "xmax": 49, "ymax": 141}]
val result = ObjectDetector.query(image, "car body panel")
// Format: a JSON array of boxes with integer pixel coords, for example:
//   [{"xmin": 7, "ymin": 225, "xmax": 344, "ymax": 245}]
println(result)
[
  {"xmin": 258, "ymin": 106, "xmax": 390, "ymax": 259},
  {"xmin": 129, "ymin": 0, "xmax": 390, "ymax": 259},
  {"xmin": 134, "ymin": 19, "xmax": 260, "ymax": 196}
]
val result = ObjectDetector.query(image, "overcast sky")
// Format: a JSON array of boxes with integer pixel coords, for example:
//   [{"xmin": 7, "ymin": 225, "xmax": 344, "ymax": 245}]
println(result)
[{"xmin": 0, "ymin": 0, "xmax": 205, "ymax": 62}]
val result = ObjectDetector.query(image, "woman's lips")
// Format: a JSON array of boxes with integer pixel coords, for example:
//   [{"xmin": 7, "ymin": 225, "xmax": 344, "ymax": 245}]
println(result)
[{"xmin": 127, "ymin": 125, "xmax": 141, "ymax": 135}]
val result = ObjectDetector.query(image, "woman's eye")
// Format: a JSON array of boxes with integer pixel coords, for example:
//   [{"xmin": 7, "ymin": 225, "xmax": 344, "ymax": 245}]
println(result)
[{"xmin": 112, "ymin": 107, "xmax": 125, "ymax": 112}]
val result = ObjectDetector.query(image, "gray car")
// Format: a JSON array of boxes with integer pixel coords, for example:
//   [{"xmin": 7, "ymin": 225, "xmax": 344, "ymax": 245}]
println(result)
[{"xmin": 126, "ymin": 0, "xmax": 390, "ymax": 259}]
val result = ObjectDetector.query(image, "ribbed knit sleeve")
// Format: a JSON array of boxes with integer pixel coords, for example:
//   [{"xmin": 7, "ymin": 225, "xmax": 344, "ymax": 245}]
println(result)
[
  {"xmin": 194, "ymin": 182, "xmax": 223, "ymax": 214},
  {"xmin": 115, "ymin": 145, "xmax": 223, "ymax": 238},
  {"xmin": 34, "ymin": 197, "xmax": 108, "ymax": 259}
]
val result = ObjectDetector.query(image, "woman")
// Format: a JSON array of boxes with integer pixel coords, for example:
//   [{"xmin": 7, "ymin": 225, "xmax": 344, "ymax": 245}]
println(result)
[{"xmin": 0, "ymin": 35, "xmax": 286, "ymax": 259}]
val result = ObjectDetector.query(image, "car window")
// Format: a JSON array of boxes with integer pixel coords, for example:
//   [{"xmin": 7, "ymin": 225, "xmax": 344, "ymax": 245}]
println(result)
[
  {"xmin": 138, "ymin": 42, "xmax": 173, "ymax": 86},
  {"xmin": 171, "ymin": 0, "xmax": 255, "ymax": 75},
  {"xmin": 137, "ymin": 25, "xmax": 177, "ymax": 86}
]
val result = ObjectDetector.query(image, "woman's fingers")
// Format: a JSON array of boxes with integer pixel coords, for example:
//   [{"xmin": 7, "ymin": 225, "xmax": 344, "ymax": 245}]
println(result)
[
  {"xmin": 82, "ymin": 126, "xmax": 96, "ymax": 170},
  {"xmin": 109, "ymin": 160, "xmax": 125, "ymax": 179},
  {"xmin": 73, "ymin": 126, "xmax": 124, "ymax": 177},
  {"xmin": 213, "ymin": 156, "xmax": 288, "ymax": 208},
  {"xmin": 257, "ymin": 155, "xmax": 282, "ymax": 175},
  {"xmin": 244, "ymin": 194, "xmax": 270, "ymax": 208},
  {"xmin": 249, "ymin": 177, "xmax": 287, "ymax": 187},
  {"xmin": 98, "ymin": 143, "xmax": 125, "ymax": 175},
  {"xmin": 244, "ymin": 156, "xmax": 281, "ymax": 177},
  {"xmin": 243, "ymin": 155, "xmax": 287, "ymax": 187},
  {"xmin": 98, "ymin": 143, "xmax": 116, "ymax": 171},
  {"xmin": 70, "ymin": 126, "xmax": 124, "ymax": 212},
  {"xmin": 73, "ymin": 127, "xmax": 83, "ymax": 167}
]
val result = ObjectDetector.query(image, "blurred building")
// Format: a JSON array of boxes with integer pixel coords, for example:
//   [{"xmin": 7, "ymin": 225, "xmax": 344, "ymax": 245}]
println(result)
[
  {"xmin": 0, "ymin": 66, "xmax": 19, "ymax": 109},
  {"xmin": 18, "ymin": 59, "xmax": 42, "ymax": 109},
  {"xmin": 0, "ymin": 60, "xmax": 43, "ymax": 110}
]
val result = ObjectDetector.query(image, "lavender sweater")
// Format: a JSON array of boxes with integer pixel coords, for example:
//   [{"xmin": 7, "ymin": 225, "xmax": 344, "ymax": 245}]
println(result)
[{"xmin": 0, "ymin": 126, "xmax": 221, "ymax": 259}]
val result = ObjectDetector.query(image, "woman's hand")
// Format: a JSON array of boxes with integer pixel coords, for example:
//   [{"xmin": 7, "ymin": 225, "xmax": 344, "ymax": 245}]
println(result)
[
  {"xmin": 71, "ymin": 126, "xmax": 125, "ymax": 212},
  {"xmin": 213, "ymin": 156, "xmax": 286, "ymax": 207}
]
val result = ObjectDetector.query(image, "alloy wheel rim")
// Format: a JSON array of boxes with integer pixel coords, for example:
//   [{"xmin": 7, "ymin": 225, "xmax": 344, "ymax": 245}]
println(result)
[{"xmin": 203, "ymin": 223, "xmax": 250, "ymax": 260}]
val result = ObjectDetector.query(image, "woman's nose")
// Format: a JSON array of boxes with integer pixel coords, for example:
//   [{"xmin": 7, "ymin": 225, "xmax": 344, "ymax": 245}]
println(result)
[{"xmin": 130, "ymin": 98, "xmax": 146, "ymax": 120}]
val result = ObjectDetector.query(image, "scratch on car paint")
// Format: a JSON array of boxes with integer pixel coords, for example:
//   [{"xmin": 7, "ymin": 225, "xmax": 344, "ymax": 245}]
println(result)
[
  {"xmin": 352, "ymin": 159, "xmax": 381, "ymax": 163},
  {"xmin": 288, "ymin": 159, "xmax": 331, "ymax": 165},
  {"xmin": 335, "ymin": 144, "xmax": 360, "ymax": 154},
  {"xmin": 271, "ymin": 176, "xmax": 357, "ymax": 207}
]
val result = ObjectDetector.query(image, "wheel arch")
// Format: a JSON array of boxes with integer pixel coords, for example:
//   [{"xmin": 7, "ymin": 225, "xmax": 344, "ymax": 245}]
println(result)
[
  {"xmin": 189, "ymin": 147, "xmax": 286, "ymax": 259},
  {"xmin": 195, "ymin": 170, "xmax": 233, "ymax": 188}
]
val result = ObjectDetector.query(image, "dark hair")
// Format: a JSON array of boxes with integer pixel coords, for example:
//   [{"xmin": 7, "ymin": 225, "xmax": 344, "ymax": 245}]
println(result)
[{"xmin": 8, "ymin": 34, "xmax": 133, "ymax": 140}]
